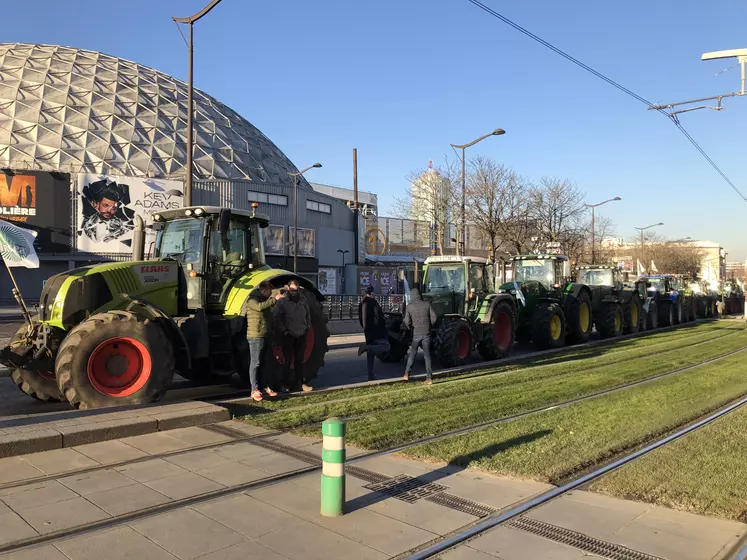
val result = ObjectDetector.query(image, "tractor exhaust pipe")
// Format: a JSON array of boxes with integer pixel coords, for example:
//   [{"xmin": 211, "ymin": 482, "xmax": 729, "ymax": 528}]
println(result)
[{"xmin": 132, "ymin": 214, "xmax": 145, "ymax": 261}]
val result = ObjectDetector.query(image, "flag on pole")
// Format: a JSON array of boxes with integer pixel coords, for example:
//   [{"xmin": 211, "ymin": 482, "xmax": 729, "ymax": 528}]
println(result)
[
  {"xmin": 651, "ymin": 260, "xmax": 659, "ymax": 273},
  {"xmin": 0, "ymin": 220, "xmax": 39, "ymax": 268},
  {"xmin": 637, "ymin": 259, "xmax": 645, "ymax": 276}
]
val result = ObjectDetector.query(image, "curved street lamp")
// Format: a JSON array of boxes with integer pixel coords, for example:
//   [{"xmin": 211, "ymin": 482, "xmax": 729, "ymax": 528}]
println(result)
[
  {"xmin": 584, "ymin": 196, "xmax": 621, "ymax": 263},
  {"xmin": 289, "ymin": 163, "xmax": 322, "ymax": 273},
  {"xmin": 634, "ymin": 222, "xmax": 664, "ymax": 274},
  {"xmin": 451, "ymin": 128, "xmax": 505, "ymax": 256}
]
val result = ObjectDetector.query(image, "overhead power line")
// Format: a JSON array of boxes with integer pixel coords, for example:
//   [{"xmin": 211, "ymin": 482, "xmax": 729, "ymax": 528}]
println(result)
[{"xmin": 465, "ymin": 0, "xmax": 747, "ymax": 204}]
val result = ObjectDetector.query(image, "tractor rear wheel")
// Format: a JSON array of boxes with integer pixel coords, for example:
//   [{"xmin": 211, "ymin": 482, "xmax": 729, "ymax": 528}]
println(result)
[
  {"xmin": 532, "ymin": 302, "xmax": 566, "ymax": 350},
  {"xmin": 687, "ymin": 298, "xmax": 697, "ymax": 322},
  {"xmin": 646, "ymin": 301, "xmax": 659, "ymax": 330},
  {"xmin": 8, "ymin": 324, "xmax": 63, "ymax": 402},
  {"xmin": 477, "ymin": 301, "xmax": 515, "ymax": 360},
  {"xmin": 435, "ymin": 319, "xmax": 472, "ymax": 367},
  {"xmin": 597, "ymin": 303, "xmax": 623, "ymax": 339},
  {"xmin": 658, "ymin": 300, "xmax": 674, "ymax": 327},
  {"xmin": 55, "ymin": 311, "xmax": 175, "ymax": 409},
  {"xmin": 378, "ymin": 315, "xmax": 410, "ymax": 363},
  {"xmin": 623, "ymin": 294, "xmax": 641, "ymax": 334},
  {"xmin": 673, "ymin": 299, "xmax": 683, "ymax": 325},
  {"xmin": 567, "ymin": 291, "xmax": 592, "ymax": 345}
]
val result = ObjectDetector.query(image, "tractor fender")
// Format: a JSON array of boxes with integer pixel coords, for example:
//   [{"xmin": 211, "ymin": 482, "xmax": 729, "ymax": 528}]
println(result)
[
  {"xmin": 484, "ymin": 294, "xmax": 517, "ymax": 324},
  {"xmin": 121, "ymin": 294, "xmax": 191, "ymax": 371}
]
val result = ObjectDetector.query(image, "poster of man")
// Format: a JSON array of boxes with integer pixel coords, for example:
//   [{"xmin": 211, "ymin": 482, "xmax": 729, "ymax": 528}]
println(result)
[
  {"xmin": 264, "ymin": 224, "xmax": 285, "ymax": 256},
  {"xmin": 289, "ymin": 227, "xmax": 315, "ymax": 258},
  {"xmin": 77, "ymin": 174, "xmax": 184, "ymax": 254}
]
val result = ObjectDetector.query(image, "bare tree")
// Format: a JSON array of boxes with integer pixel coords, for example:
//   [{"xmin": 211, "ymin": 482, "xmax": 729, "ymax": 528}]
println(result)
[
  {"xmin": 529, "ymin": 177, "xmax": 587, "ymax": 255},
  {"xmin": 617, "ymin": 234, "xmax": 706, "ymax": 275}
]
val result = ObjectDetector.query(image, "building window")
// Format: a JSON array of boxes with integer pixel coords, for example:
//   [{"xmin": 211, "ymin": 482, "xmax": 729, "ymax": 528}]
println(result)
[
  {"xmin": 307, "ymin": 200, "xmax": 331, "ymax": 214},
  {"xmin": 248, "ymin": 191, "xmax": 287, "ymax": 206}
]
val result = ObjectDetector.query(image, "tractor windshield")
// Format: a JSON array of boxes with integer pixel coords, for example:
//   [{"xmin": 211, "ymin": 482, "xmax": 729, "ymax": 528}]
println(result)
[
  {"xmin": 154, "ymin": 218, "xmax": 204, "ymax": 265},
  {"xmin": 513, "ymin": 259, "xmax": 556, "ymax": 285},
  {"xmin": 423, "ymin": 264, "xmax": 465, "ymax": 294},
  {"xmin": 578, "ymin": 269, "xmax": 614, "ymax": 286},
  {"xmin": 648, "ymin": 278, "xmax": 668, "ymax": 291}
]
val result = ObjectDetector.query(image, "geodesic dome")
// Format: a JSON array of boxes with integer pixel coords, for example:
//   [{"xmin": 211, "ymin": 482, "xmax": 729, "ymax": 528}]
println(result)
[{"xmin": 0, "ymin": 43, "xmax": 307, "ymax": 185}]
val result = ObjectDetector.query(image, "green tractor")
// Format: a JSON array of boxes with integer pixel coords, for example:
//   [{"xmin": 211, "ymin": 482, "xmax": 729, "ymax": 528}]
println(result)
[
  {"xmin": 0, "ymin": 206, "xmax": 330, "ymax": 409},
  {"xmin": 382, "ymin": 256, "xmax": 517, "ymax": 367},
  {"xmin": 576, "ymin": 265, "xmax": 643, "ymax": 338},
  {"xmin": 498, "ymin": 254, "xmax": 593, "ymax": 350}
]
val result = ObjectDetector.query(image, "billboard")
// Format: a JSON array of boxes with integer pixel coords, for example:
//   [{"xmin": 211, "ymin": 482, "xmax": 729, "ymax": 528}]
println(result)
[
  {"xmin": 318, "ymin": 267, "xmax": 337, "ymax": 295},
  {"xmin": 0, "ymin": 171, "xmax": 71, "ymax": 253},
  {"xmin": 76, "ymin": 174, "xmax": 183, "ymax": 254},
  {"xmin": 289, "ymin": 227, "xmax": 315, "ymax": 258},
  {"xmin": 264, "ymin": 224, "xmax": 285, "ymax": 256}
]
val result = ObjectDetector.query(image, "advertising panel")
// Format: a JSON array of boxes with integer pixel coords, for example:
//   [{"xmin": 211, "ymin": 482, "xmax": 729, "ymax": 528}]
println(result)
[
  {"xmin": 357, "ymin": 267, "xmax": 399, "ymax": 295},
  {"xmin": 318, "ymin": 267, "xmax": 337, "ymax": 295},
  {"xmin": 76, "ymin": 174, "xmax": 183, "ymax": 254},
  {"xmin": 264, "ymin": 224, "xmax": 285, "ymax": 256},
  {"xmin": 0, "ymin": 171, "xmax": 71, "ymax": 253},
  {"xmin": 289, "ymin": 227, "xmax": 315, "ymax": 258}
]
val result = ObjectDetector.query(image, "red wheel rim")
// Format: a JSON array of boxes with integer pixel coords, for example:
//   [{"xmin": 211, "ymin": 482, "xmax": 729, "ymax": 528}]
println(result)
[
  {"xmin": 87, "ymin": 337, "xmax": 152, "ymax": 397},
  {"xmin": 456, "ymin": 328, "xmax": 469, "ymax": 360},
  {"xmin": 271, "ymin": 327, "xmax": 316, "ymax": 368},
  {"xmin": 493, "ymin": 312, "xmax": 512, "ymax": 351}
]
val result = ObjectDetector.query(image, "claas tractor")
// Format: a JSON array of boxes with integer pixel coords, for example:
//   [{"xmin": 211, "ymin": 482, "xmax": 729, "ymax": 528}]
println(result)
[
  {"xmin": 381, "ymin": 255, "xmax": 517, "ymax": 367},
  {"xmin": 576, "ymin": 265, "xmax": 643, "ymax": 338},
  {"xmin": 498, "ymin": 255, "xmax": 593, "ymax": 350},
  {"xmin": 0, "ymin": 206, "xmax": 329, "ymax": 409}
]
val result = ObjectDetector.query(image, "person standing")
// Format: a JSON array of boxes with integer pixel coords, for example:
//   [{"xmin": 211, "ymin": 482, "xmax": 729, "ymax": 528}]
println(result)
[
  {"xmin": 275, "ymin": 279, "xmax": 312, "ymax": 392},
  {"xmin": 243, "ymin": 280, "xmax": 284, "ymax": 401},
  {"xmin": 402, "ymin": 286, "xmax": 436, "ymax": 385},
  {"xmin": 358, "ymin": 286, "xmax": 390, "ymax": 381}
]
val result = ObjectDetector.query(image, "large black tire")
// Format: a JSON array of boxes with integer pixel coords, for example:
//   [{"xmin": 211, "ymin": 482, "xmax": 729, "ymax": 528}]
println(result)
[
  {"xmin": 597, "ymin": 303, "xmax": 623, "ymax": 339},
  {"xmin": 686, "ymin": 298, "xmax": 697, "ymax": 323},
  {"xmin": 435, "ymin": 319, "xmax": 472, "ymax": 367},
  {"xmin": 623, "ymin": 294, "xmax": 642, "ymax": 334},
  {"xmin": 477, "ymin": 301, "xmax": 515, "ymax": 360},
  {"xmin": 705, "ymin": 298, "xmax": 715, "ymax": 318},
  {"xmin": 644, "ymin": 301, "xmax": 658, "ymax": 330},
  {"xmin": 532, "ymin": 302, "xmax": 566, "ymax": 350},
  {"xmin": 566, "ymin": 290, "xmax": 592, "ymax": 345},
  {"xmin": 673, "ymin": 298, "xmax": 683, "ymax": 325},
  {"xmin": 8, "ymin": 324, "xmax": 63, "ymax": 402},
  {"xmin": 55, "ymin": 311, "xmax": 175, "ymax": 409},
  {"xmin": 697, "ymin": 297, "xmax": 707, "ymax": 318},
  {"xmin": 658, "ymin": 300, "xmax": 674, "ymax": 327},
  {"xmin": 378, "ymin": 315, "xmax": 410, "ymax": 363}
]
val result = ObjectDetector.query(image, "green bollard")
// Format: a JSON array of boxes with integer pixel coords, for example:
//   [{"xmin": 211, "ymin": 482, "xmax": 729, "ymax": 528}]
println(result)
[{"xmin": 321, "ymin": 417, "xmax": 346, "ymax": 517}]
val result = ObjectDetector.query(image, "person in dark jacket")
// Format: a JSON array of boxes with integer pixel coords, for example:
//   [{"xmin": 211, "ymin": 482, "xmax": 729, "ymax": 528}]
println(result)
[
  {"xmin": 243, "ymin": 280, "xmax": 284, "ymax": 401},
  {"xmin": 358, "ymin": 285, "xmax": 390, "ymax": 381},
  {"xmin": 403, "ymin": 286, "xmax": 437, "ymax": 385},
  {"xmin": 274, "ymin": 279, "xmax": 312, "ymax": 392}
]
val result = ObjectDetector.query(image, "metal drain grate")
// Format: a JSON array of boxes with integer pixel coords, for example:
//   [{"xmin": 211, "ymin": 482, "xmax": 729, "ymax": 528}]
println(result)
[
  {"xmin": 346, "ymin": 466, "xmax": 392, "ymax": 484},
  {"xmin": 424, "ymin": 493, "xmax": 496, "ymax": 517},
  {"xmin": 199, "ymin": 423, "xmax": 251, "ymax": 439},
  {"xmin": 364, "ymin": 475, "xmax": 449, "ymax": 504},
  {"xmin": 249, "ymin": 438, "xmax": 323, "ymax": 466},
  {"xmin": 506, "ymin": 516, "xmax": 665, "ymax": 560}
]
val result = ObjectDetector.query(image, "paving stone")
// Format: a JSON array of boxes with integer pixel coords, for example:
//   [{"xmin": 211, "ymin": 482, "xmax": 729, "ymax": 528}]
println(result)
[
  {"xmin": 163, "ymin": 448, "xmax": 232, "ymax": 471},
  {"xmin": 194, "ymin": 493, "xmax": 305, "ymax": 539},
  {"xmin": 439, "ymin": 546, "xmax": 500, "ymax": 560},
  {"xmin": 16, "ymin": 497, "xmax": 109, "ymax": 535},
  {"xmin": 614, "ymin": 522, "xmax": 725, "ymax": 560},
  {"xmin": 129, "ymin": 508, "xmax": 245, "ymax": 560},
  {"xmin": 257, "ymin": 520, "xmax": 387, "ymax": 560},
  {"xmin": 248, "ymin": 480, "xmax": 321, "ymax": 521},
  {"xmin": 0, "ymin": 430, "xmax": 61, "ymax": 459},
  {"xmin": 73, "ymin": 440, "xmax": 149, "ymax": 465},
  {"xmin": 0, "ymin": 480, "xmax": 79, "ymax": 511},
  {"xmin": 154, "ymin": 408, "xmax": 230, "ymax": 431},
  {"xmin": 209, "ymin": 420, "xmax": 274, "ymax": 437},
  {"xmin": 59, "ymin": 417, "xmax": 158, "ymax": 447},
  {"xmin": 214, "ymin": 441, "xmax": 275, "ymax": 461},
  {"xmin": 58, "ymin": 468, "xmax": 138, "ymax": 496},
  {"xmin": 194, "ymin": 462, "xmax": 267, "ymax": 487},
  {"xmin": 144, "ymin": 472, "xmax": 225, "ymax": 500},
  {"xmin": 428, "ymin": 473, "xmax": 545, "ymax": 510},
  {"xmin": 468, "ymin": 525, "xmax": 586, "ymax": 560},
  {"xmin": 85, "ymin": 483, "xmax": 171, "ymax": 516},
  {"xmin": 1, "ymin": 545, "xmax": 69, "ymax": 560},
  {"xmin": 115, "ymin": 458, "xmax": 189, "ymax": 483},
  {"xmin": 635, "ymin": 501, "xmax": 747, "ymax": 535},
  {"xmin": 54, "ymin": 525, "xmax": 178, "ymax": 560},
  {"xmin": 20, "ymin": 448, "xmax": 100, "ymax": 475},
  {"xmin": 121, "ymin": 433, "xmax": 193, "ymax": 455},
  {"xmin": 263, "ymin": 432, "xmax": 320, "ymax": 449},
  {"xmin": 192, "ymin": 539, "xmax": 290, "ymax": 560},
  {"xmin": 0, "ymin": 457, "xmax": 44, "ymax": 484},
  {"xmin": 240, "ymin": 452, "xmax": 313, "ymax": 475},
  {"xmin": 164, "ymin": 426, "xmax": 233, "ymax": 446},
  {"xmin": 0, "ymin": 511, "xmax": 38, "ymax": 546}
]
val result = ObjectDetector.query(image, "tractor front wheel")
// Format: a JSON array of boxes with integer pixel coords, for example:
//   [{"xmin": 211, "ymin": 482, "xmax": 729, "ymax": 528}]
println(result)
[
  {"xmin": 478, "ymin": 301, "xmax": 515, "ymax": 360},
  {"xmin": 646, "ymin": 301, "xmax": 659, "ymax": 330},
  {"xmin": 435, "ymin": 319, "xmax": 472, "ymax": 367},
  {"xmin": 55, "ymin": 311, "xmax": 175, "ymax": 409},
  {"xmin": 8, "ymin": 324, "xmax": 63, "ymax": 402},
  {"xmin": 658, "ymin": 300, "xmax": 674, "ymax": 327},
  {"xmin": 567, "ymin": 291, "xmax": 592, "ymax": 345},
  {"xmin": 597, "ymin": 303, "xmax": 623, "ymax": 339},
  {"xmin": 532, "ymin": 302, "xmax": 566, "ymax": 350},
  {"xmin": 623, "ymin": 294, "xmax": 641, "ymax": 334}
]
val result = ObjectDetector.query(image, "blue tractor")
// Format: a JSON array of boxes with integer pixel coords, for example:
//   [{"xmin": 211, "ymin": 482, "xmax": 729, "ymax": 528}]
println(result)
[{"xmin": 639, "ymin": 275, "xmax": 684, "ymax": 327}]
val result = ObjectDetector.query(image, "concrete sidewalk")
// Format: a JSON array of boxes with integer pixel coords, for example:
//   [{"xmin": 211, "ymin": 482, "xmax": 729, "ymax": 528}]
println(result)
[
  {"xmin": 0, "ymin": 420, "xmax": 743, "ymax": 560},
  {"xmin": 328, "ymin": 333, "xmax": 364, "ymax": 350}
]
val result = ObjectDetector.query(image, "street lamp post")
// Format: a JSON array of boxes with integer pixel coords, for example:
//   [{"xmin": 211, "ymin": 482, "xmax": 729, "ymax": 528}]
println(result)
[
  {"xmin": 173, "ymin": 0, "xmax": 225, "ymax": 207},
  {"xmin": 451, "ymin": 128, "xmax": 505, "ymax": 256},
  {"xmin": 337, "ymin": 249, "xmax": 349, "ymax": 294},
  {"xmin": 289, "ymin": 163, "xmax": 322, "ymax": 273},
  {"xmin": 584, "ymin": 196, "xmax": 621, "ymax": 263},
  {"xmin": 634, "ymin": 222, "xmax": 664, "ymax": 274}
]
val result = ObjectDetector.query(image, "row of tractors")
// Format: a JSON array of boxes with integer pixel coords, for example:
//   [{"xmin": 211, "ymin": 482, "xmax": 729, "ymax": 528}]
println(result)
[{"xmin": 380, "ymin": 253, "xmax": 725, "ymax": 368}]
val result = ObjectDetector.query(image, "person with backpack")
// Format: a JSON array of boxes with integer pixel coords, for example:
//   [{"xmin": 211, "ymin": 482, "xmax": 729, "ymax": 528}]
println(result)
[
  {"xmin": 358, "ymin": 285, "xmax": 390, "ymax": 381},
  {"xmin": 402, "ymin": 286, "xmax": 437, "ymax": 385}
]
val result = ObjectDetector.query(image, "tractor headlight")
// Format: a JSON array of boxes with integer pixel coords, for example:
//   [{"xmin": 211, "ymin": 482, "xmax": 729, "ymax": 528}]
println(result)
[
  {"xmin": 194, "ymin": 208, "xmax": 204, "ymax": 216},
  {"xmin": 51, "ymin": 300, "xmax": 63, "ymax": 321},
  {"xmin": 153, "ymin": 214, "xmax": 162, "ymax": 221},
  {"xmin": 185, "ymin": 209, "xmax": 193, "ymax": 216}
]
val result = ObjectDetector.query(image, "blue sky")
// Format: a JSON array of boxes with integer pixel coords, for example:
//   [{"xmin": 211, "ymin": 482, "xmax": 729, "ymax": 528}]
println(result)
[{"xmin": 6, "ymin": 1, "xmax": 747, "ymax": 258}]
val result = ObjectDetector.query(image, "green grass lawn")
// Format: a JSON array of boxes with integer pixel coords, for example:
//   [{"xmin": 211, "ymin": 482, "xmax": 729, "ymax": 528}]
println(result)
[
  {"xmin": 404, "ymin": 351, "xmax": 747, "ymax": 486},
  {"xmin": 238, "ymin": 325, "xmax": 747, "ymax": 445},
  {"xmin": 590, "ymin": 403, "xmax": 747, "ymax": 521}
]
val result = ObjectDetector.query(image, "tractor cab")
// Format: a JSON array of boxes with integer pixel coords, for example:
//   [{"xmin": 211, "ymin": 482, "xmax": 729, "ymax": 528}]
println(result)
[
  {"xmin": 152, "ymin": 206, "xmax": 268, "ymax": 313},
  {"xmin": 576, "ymin": 265, "xmax": 622, "ymax": 289},
  {"xmin": 643, "ymin": 275, "xmax": 677, "ymax": 298},
  {"xmin": 509, "ymin": 254, "xmax": 571, "ymax": 296},
  {"xmin": 421, "ymin": 256, "xmax": 493, "ymax": 319}
]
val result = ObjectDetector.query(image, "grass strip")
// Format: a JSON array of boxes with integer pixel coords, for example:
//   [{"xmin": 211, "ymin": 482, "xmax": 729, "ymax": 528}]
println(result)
[
  {"xmin": 404, "ymin": 350, "xmax": 747, "ymax": 486},
  {"xmin": 589, "ymin": 402, "xmax": 747, "ymax": 521},
  {"xmin": 243, "ymin": 328, "xmax": 747, "ymax": 438}
]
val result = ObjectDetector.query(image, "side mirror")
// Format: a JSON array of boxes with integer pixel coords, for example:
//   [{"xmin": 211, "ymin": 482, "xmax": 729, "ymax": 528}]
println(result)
[
  {"xmin": 151, "ymin": 221, "xmax": 165, "ymax": 231},
  {"xmin": 218, "ymin": 209, "xmax": 231, "ymax": 234}
]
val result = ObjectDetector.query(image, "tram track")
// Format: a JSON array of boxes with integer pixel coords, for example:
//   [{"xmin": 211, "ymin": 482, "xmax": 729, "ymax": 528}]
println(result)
[{"xmin": 1, "ymin": 341, "xmax": 746, "ymax": 556}]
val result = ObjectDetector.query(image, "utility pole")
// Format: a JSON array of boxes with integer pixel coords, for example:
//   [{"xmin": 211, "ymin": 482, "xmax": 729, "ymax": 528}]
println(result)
[
  {"xmin": 584, "ymin": 197, "xmax": 621, "ymax": 263},
  {"xmin": 288, "ymin": 163, "xmax": 322, "ymax": 273},
  {"xmin": 353, "ymin": 148, "xmax": 359, "ymax": 265},
  {"xmin": 635, "ymin": 222, "xmax": 664, "ymax": 274}
]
